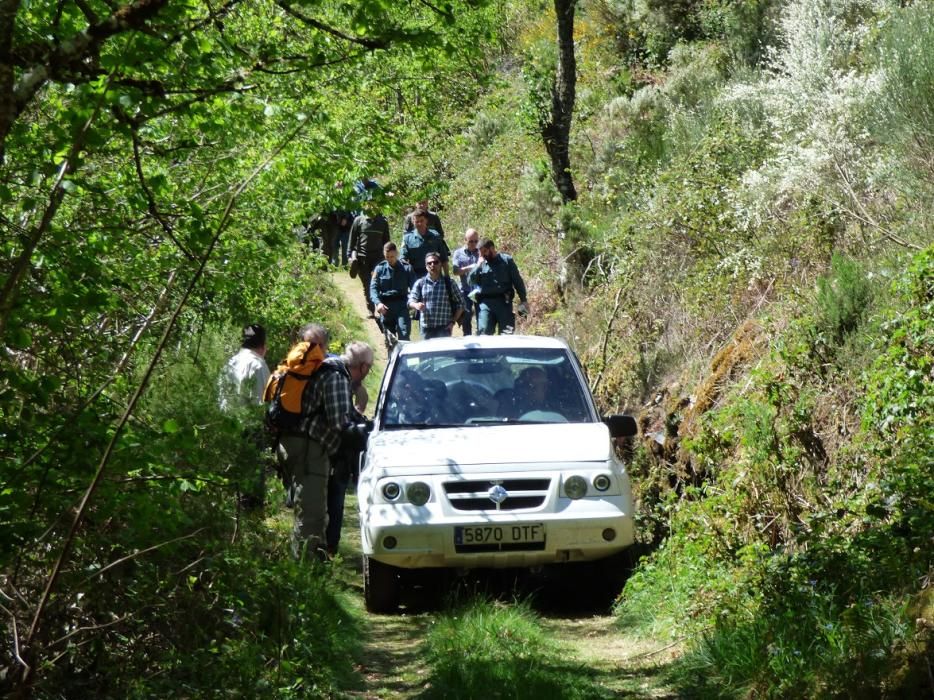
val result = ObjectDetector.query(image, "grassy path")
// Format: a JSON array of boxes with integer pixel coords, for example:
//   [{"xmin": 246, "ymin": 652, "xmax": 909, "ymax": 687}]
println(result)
[
  {"xmin": 329, "ymin": 269, "xmax": 681, "ymax": 699},
  {"xmin": 331, "ymin": 269, "xmax": 390, "ymax": 370}
]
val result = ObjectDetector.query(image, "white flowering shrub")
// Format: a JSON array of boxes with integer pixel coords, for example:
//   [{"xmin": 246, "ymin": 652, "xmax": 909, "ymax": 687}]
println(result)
[{"xmin": 725, "ymin": 0, "xmax": 894, "ymax": 241}]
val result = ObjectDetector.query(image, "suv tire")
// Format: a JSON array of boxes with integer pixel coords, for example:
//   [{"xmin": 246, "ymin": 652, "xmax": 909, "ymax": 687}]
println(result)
[{"xmin": 364, "ymin": 555, "xmax": 400, "ymax": 613}]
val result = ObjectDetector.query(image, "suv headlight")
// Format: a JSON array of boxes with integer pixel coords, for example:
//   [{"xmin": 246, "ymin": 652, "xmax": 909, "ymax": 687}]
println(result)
[
  {"xmin": 564, "ymin": 475, "xmax": 588, "ymax": 500},
  {"xmin": 382, "ymin": 481, "xmax": 401, "ymax": 501},
  {"xmin": 593, "ymin": 474, "xmax": 611, "ymax": 492},
  {"xmin": 406, "ymin": 481, "xmax": 431, "ymax": 506}
]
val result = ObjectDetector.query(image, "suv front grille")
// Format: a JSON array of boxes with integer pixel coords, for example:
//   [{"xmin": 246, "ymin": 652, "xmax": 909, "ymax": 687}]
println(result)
[{"xmin": 443, "ymin": 478, "xmax": 551, "ymax": 511}]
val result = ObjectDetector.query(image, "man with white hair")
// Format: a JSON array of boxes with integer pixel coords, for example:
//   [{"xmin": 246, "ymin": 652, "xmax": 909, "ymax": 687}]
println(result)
[{"xmin": 276, "ymin": 333, "xmax": 373, "ymax": 560}]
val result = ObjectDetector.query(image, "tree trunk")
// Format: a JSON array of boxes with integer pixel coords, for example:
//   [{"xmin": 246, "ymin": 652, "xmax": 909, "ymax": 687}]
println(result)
[
  {"xmin": 542, "ymin": 0, "xmax": 577, "ymax": 204},
  {"xmin": 0, "ymin": 0, "xmax": 21, "ymax": 164}
]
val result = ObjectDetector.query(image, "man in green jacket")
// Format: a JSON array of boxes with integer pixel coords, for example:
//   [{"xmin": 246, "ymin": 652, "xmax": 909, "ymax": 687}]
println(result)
[
  {"xmin": 349, "ymin": 200, "xmax": 390, "ymax": 316},
  {"xmin": 467, "ymin": 238, "xmax": 530, "ymax": 335}
]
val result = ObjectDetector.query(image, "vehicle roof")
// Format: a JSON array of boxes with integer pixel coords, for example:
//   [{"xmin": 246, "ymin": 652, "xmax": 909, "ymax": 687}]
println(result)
[{"xmin": 396, "ymin": 334, "xmax": 571, "ymax": 356}]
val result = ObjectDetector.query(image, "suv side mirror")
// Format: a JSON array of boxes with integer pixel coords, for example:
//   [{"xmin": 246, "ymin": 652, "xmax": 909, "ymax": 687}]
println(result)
[{"xmin": 603, "ymin": 414, "xmax": 637, "ymax": 438}]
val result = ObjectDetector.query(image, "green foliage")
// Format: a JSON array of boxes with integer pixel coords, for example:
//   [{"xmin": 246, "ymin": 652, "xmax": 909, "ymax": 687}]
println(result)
[
  {"xmin": 123, "ymin": 551, "xmax": 361, "ymax": 699},
  {"xmin": 519, "ymin": 24, "xmax": 559, "ymax": 135},
  {"xmin": 423, "ymin": 598, "xmax": 611, "ymax": 699},
  {"xmin": 676, "ymin": 583, "xmax": 911, "ymax": 699},
  {"xmin": 2, "ymin": 0, "xmax": 503, "ymax": 690},
  {"xmin": 596, "ymin": 0, "xmax": 779, "ymax": 68},
  {"xmin": 619, "ymin": 249, "xmax": 933, "ymax": 697},
  {"xmin": 814, "ymin": 253, "xmax": 873, "ymax": 345},
  {"xmin": 875, "ymin": 2, "xmax": 934, "ymax": 180},
  {"xmin": 860, "ymin": 246, "xmax": 934, "ymax": 559}
]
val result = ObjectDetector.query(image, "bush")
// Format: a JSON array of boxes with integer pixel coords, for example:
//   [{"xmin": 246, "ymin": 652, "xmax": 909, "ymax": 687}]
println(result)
[
  {"xmin": 876, "ymin": 2, "xmax": 934, "ymax": 180},
  {"xmin": 626, "ymin": 247, "xmax": 934, "ymax": 698},
  {"xmin": 814, "ymin": 253, "xmax": 873, "ymax": 345}
]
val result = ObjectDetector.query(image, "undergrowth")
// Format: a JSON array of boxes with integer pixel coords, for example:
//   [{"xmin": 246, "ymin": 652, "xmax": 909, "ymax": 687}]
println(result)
[{"xmin": 616, "ymin": 246, "xmax": 934, "ymax": 698}]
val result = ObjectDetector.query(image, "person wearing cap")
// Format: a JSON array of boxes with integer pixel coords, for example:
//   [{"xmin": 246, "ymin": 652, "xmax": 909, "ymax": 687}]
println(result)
[
  {"xmin": 218, "ymin": 324, "xmax": 271, "ymax": 509},
  {"xmin": 370, "ymin": 241, "xmax": 414, "ymax": 342},
  {"xmin": 401, "ymin": 208, "xmax": 449, "ymax": 278},
  {"xmin": 219, "ymin": 324, "xmax": 270, "ymax": 411},
  {"xmin": 467, "ymin": 238, "xmax": 529, "ymax": 335},
  {"xmin": 408, "ymin": 251, "xmax": 464, "ymax": 339}
]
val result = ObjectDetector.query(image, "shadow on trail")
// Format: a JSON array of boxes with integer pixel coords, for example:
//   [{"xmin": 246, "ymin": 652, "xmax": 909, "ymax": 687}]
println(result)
[
  {"xmin": 390, "ymin": 563, "xmax": 630, "ymax": 617},
  {"xmin": 352, "ymin": 612, "xmax": 434, "ymax": 698}
]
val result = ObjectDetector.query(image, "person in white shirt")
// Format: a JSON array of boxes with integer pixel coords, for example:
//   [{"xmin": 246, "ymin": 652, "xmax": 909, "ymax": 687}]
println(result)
[
  {"xmin": 219, "ymin": 324, "xmax": 271, "ymax": 509},
  {"xmin": 219, "ymin": 324, "xmax": 270, "ymax": 411}
]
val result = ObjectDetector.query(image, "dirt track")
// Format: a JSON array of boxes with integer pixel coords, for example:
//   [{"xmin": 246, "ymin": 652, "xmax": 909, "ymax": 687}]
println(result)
[{"xmin": 331, "ymin": 269, "xmax": 390, "ymax": 369}]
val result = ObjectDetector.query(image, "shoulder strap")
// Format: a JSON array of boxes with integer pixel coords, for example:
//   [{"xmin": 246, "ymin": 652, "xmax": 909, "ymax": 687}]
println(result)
[{"xmin": 444, "ymin": 275, "xmax": 457, "ymax": 309}]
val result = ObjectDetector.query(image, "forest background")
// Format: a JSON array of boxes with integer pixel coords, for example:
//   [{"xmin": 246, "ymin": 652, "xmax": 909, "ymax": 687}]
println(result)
[{"xmin": 1, "ymin": 0, "xmax": 931, "ymax": 697}]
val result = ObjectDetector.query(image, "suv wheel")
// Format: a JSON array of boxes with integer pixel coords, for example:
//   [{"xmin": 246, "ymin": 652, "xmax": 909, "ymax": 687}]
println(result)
[{"xmin": 364, "ymin": 555, "xmax": 400, "ymax": 613}]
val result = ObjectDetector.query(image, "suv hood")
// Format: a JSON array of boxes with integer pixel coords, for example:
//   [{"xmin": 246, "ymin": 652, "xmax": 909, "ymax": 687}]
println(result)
[{"xmin": 366, "ymin": 423, "xmax": 612, "ymax": 469}]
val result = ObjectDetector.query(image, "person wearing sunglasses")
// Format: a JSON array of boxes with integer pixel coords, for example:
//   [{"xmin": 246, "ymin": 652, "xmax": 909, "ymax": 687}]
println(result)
[{"xmin": 408, "ymin": 251, "xmax": 464, "ymax": 339}]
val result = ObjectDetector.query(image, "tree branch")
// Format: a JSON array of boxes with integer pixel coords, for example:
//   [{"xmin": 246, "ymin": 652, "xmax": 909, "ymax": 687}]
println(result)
[
  {"xmin": 414, "ymin": 0, "xmax": 455, "ymax": 21},
  {"xmin": 0, "ymin": 71, "xmax": 112, "ymax": 341},
  {"xmin": 130, "ymin": 128, "xmax": 196, "ymax": 260},
  {"xmin": 0, "ymin": 0, "xmax": 23, "ymax": 164},
  {"xmin": 590, "ymin": 284, "xmax": 625, "ymax": 396},
  {"xmin": 275, "ymin": 1, "xmax": 389, "ymax": 50},
  {"xmin": 7, "ymin": 0, "xmax": 170, "ymax": 148},
  {"xmin": 73, "ymin": 528, "xmax": 206, "ymax": 589},
  {"xmin": 73, "ymin": 0, "xmax": 100, "ymax": 24}
]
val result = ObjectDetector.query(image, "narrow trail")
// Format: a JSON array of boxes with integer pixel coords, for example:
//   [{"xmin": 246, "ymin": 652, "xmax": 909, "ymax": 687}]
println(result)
[
  {"xmin": 329, "ymin": 269, "xmax": 680, "ymax": 699},
  {"xmin": 331, "ymin": 269, "xmax": 390, "ymax": 370}
]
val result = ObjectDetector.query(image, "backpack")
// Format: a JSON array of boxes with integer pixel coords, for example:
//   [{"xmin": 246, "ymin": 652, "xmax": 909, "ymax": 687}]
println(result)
[{"xmin": 262, "ymin": 341, "xmax": 327, "ymax": 433}]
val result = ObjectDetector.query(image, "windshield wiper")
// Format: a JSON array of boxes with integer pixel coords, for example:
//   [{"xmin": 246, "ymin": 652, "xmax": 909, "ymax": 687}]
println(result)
[{"xmin": 385, "ymin": 422, "xmax": 462, "ymax": 430}]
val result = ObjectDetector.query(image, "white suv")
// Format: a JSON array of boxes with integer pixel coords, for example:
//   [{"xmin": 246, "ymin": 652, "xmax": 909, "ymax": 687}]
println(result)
[{"xmin": 357, "ymin": 335, "xmax": 637, "ymax": 612}]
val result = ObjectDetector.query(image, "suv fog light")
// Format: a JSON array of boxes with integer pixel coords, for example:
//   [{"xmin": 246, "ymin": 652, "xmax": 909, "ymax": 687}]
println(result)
[
  {"xmin": 565, "ymin": 475, "xmax": 587, "ymax": 499},
  {"xmin": 602, "ymin": 528, "xmax": 616, "ymax": 542},
  {"xmin": 593, "ymin": 474, "xmax": 611, "ymax": 491},
  {"xmin": 406, "ymin": 481, "xmax": 430, "ymax": 506},
  {"xmin": 382, "ymin": 482, "xmax": 401, "ymax": 500},
  {"xmin": 383, "ymin": 536, "xmax": 398, "ymax": 549}
]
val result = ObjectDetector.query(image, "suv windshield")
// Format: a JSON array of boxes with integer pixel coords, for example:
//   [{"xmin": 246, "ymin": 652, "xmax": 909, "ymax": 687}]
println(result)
[{"xmin": 381, "ymin": 347, "xmax": 593, "ymax": 428}]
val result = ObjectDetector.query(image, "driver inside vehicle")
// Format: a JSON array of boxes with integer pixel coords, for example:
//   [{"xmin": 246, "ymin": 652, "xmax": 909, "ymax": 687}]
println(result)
[
  {"xmin": 513, "ymin": 366, "xmax": 549, "ymax": 416},
  {"xmin": 497, "ymin": 366, "xmax": 553, "ymax": 419}
]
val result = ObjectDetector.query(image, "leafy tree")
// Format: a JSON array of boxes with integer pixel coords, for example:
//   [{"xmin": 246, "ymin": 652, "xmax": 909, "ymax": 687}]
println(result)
[{"xmin": 1, "ymin": 0, "xmax": 497, "ymax": 694}]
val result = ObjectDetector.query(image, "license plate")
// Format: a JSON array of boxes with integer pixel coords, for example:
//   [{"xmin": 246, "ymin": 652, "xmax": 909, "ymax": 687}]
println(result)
[{"xmin": 455, "ymin": 523, "xmax": 545, "ymax": 545}]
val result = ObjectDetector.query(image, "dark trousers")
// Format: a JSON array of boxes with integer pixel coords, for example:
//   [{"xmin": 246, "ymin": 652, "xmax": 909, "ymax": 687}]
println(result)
[
  {"xmin": 422, "ymin": 325, "xmax": 453, "ymax": 340},
  {"xmin": 326, "ymin": 464, "xmax": 350, "ymax": 553},
  {"xmin": 334, "ymin": 229, "xmax": 350, "ymax": 265},
  {"xmin": 358, "ymin": 260, "xmax": 376, "ymax": 313},
  {"xmin": 460, "ymin": 294, "xmax": 474, "ymax": 335},
  {"xmin": 379, "ymin": 299, "xmax": 411, "ymax": 340},
  {"xmin": 477, "ymin": 297, "xmax": 515, "ymax": 335}
]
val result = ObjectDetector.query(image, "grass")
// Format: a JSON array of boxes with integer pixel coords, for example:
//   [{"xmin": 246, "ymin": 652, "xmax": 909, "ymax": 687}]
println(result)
[{"xmin": 421, "ymin": 598, "xmax": 616, "ymax": 699}]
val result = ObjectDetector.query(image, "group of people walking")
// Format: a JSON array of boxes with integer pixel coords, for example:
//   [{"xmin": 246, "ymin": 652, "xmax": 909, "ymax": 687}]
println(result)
[
  {"xmin": 218, "ymin": 322, "xmax": 374, "ymax": 561},
  {"xmin": 351, "ymin": 199, "xmax": 531, "ymax": 342},
  {"xmin": 217, "ymin": 190, "xmax": 533, "ymax": 562}
]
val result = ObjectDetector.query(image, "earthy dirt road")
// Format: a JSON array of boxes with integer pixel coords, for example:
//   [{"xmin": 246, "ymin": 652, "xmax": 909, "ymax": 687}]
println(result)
[{"xmin": 331, "ymin": 269, "xmax": 390, "ymax": 369}]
